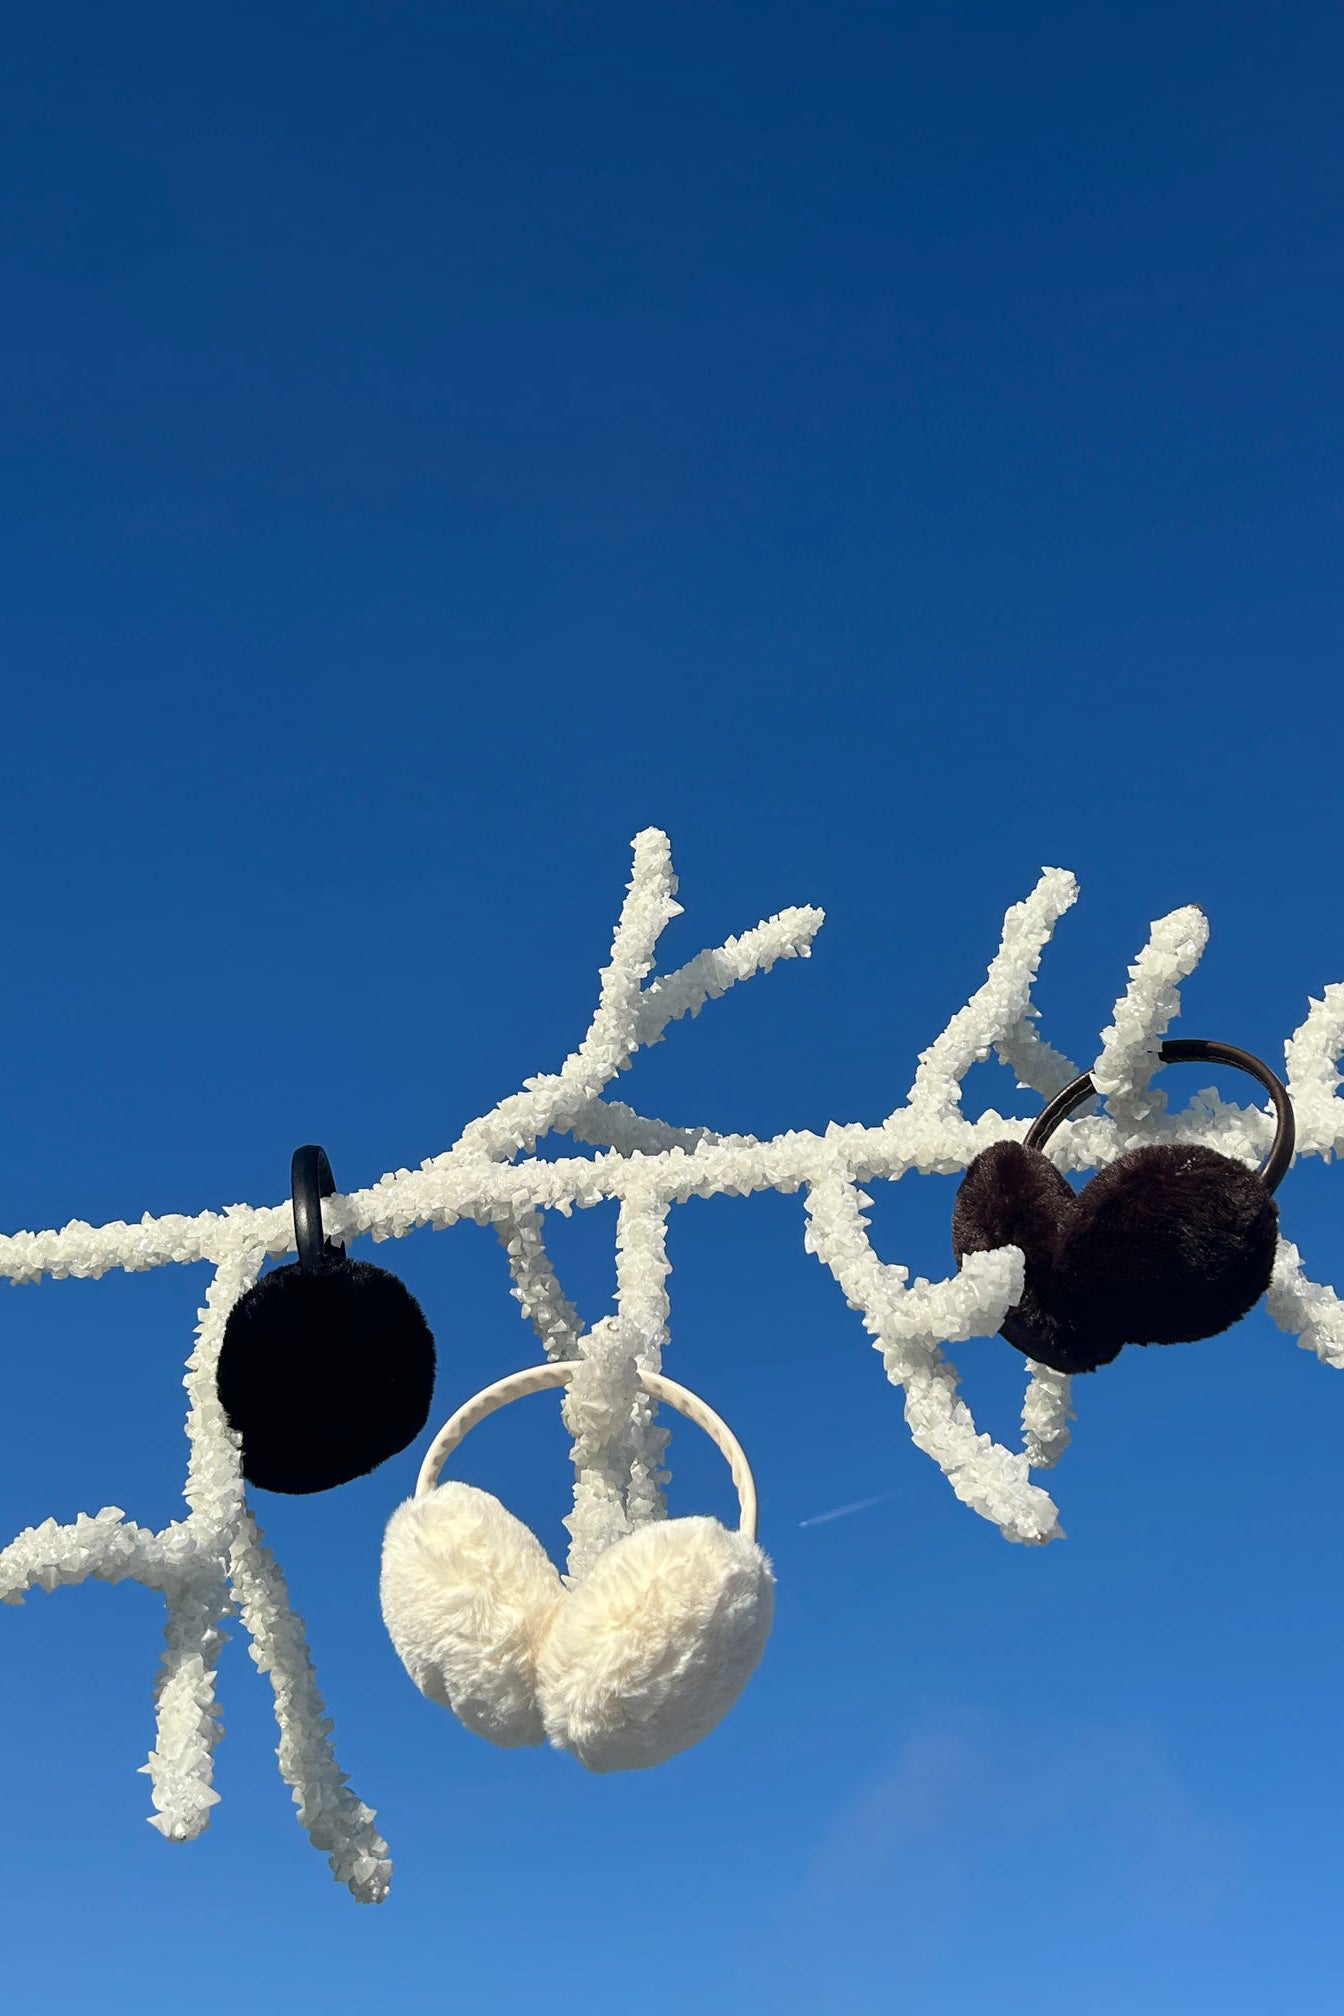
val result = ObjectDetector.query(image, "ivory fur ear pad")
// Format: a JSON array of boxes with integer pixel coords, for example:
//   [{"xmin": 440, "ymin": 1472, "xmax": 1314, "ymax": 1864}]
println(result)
[{"xmin": 379, "ymin": 1364, "xmax": 775, "ymax": 1774}]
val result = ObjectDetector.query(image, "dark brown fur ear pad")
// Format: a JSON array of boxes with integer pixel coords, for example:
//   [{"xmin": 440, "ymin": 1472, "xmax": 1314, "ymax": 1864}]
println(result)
[{"xmin": 952, "ymin": 1139, "xmax": 1280, "ymax": 1376}]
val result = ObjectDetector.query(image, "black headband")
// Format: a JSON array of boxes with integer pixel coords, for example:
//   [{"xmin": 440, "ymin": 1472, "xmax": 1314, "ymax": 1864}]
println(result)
[
  {"xmin": 290, "ymin": 1144, "xmax": 346, "ymax": 1271},
  {"xmin": 1023, "ymin": 1038, "xmax": 1295, "ymax": 1194}
]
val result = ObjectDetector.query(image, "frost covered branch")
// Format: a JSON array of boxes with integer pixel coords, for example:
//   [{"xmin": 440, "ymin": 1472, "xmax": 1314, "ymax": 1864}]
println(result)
[
  {"xmin": 3, "ymin": 826, "xmax": 1342, "ymax": 1895},
  {"xmin": 1286, "ymin": 984, "xmax": 1344, "ymax": 1160},
  {"xmin": 0, "ymin": 1248, "xmax": 390, "ymax": 1902}
]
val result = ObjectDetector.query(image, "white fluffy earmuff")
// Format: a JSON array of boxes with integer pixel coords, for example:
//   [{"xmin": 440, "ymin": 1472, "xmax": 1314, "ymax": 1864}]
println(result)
[{"xmin": 380, "ymin": 1362, "xmax": 774, "ymax": 1773}]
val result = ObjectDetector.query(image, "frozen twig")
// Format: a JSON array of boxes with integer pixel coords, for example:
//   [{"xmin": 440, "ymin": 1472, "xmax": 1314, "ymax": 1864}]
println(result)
[
  {"xmin": 3, "ymin": 830, "xmax": 1342, "ymax": 1896},
  {"xmin": 804, "ymin": 1175, "xmax": 1060, "ymax": 1544},
  {"xmin": 229, "ymin": 1512, "xmax": 391, "ymax": 1903},
  {"xmin": 497, "ymin": 1209, "xmax": 587, "ymax": 1363},
  {"xmin": 1267, "ymin": 1239, "xmax": 1344, "ymax": 1370},
  {"xmin": 1090, "ymin": 906, "xmax": 1210, "ymax": 1141},
  {"xmin": 1021, "ymin": 1364, "xmax": 1074, "ymax": 1471},
  {"xmin": 0, "ymin": 1246, "xmax": 386, "ymax": 1900},
  {"xmin": 995, "ymin": 1017, "xmax": 1080, "ymax": 1102},
  {"xmin": 904, "ymin": 869, "xmax": 1080, "ymax": 1131},
  {"xmin": 1285, "ymin": 984, "xmax": 1344, "ymax": 1161}
]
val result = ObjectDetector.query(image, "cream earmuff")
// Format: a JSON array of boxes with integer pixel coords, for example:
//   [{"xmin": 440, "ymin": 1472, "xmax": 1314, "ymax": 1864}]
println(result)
[{"xmin": 379, "ymin": 1361, "xmax": 774, "ymax": 1773}]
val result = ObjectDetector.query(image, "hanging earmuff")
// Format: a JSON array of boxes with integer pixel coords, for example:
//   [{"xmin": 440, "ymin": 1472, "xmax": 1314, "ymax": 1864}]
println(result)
[
  {"xmin": 952, "ymin": 1040, "xmax": 1295, "ymax": 1375},
  {"xmin": 217, "ymin": 1145, "xmax": 437, "ymax": 1493},
  {"xmin": 379, "ymin": 1360, "xmax": 774, "ymax": 1773}
]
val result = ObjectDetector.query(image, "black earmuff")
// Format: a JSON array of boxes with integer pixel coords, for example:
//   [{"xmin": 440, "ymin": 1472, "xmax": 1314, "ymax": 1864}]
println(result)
[
  {"xmin": 217, "ymin": 1146, "xmax": 437, "ymax": 1492},
  {"xmin": 952, "ymin": 1040, "xmax": 1294, "ymax": 1375}
]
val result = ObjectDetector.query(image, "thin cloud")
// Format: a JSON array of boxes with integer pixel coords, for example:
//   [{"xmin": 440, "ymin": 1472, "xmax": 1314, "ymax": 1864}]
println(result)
[{"xmin": 798, "ymin": 1490, "xmax": 896, "ymax": 1528}]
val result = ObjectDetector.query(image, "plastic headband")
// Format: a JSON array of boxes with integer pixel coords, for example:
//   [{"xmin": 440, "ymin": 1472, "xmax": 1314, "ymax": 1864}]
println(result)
[
  {"xmin": 290, "ymin": 1144, "xmax": 344, "ymax": 1270},
  {"xmin": 414, "ymin": 1362, "xmax": 760, "ymax": 1540},
  {"xmin": 1024, "ymin": 1038, "xmax": 1295, "ymax": 1194}
]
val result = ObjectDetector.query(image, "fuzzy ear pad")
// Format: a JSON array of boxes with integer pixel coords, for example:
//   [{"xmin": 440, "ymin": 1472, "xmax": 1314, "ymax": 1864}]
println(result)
[
  {"xmin": 217, "ymin": 1256, "xmax": 437, "ymax": 1493},
  {"xmin": 952, "ymin": 1140, "xmax": 1279, "ymax": 1375},
  {"xmin": 536, "ymin": 1518, "xmax": 775, "ymax": 1774},
  {"xmin": 380, "ymin": 1502, "xmax": 774, "ymax": 1772},
  {"xmin": 380, "ymin": 1483, "xmax": 565, "ymax": 1748}
]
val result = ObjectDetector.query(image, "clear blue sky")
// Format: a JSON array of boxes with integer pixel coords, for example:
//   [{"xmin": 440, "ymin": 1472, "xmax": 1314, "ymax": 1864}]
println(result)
[{"xmin": 2, "ymin": 4, "xmax": 1342, "ymax": 2010}]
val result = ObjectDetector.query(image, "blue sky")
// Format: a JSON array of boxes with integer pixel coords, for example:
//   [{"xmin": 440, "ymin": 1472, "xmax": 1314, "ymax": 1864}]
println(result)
[{"xmin": 2, "ymin": 4, "xmax": 1342, "ymax": 2010}]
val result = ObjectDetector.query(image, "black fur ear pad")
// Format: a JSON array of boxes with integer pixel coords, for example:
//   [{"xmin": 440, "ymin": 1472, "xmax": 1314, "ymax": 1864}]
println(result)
[
  {"xmin": 952, "ymin": 1138, "xmax": 1280, "ymax": 1376},
  {"xmin": 217, "ymin": 1256, "xmax": 437, "ymax": 1494}
]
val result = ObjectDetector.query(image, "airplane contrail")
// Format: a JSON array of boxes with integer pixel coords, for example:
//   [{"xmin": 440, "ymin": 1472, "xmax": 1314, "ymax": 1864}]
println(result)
[{"xmin": 798, "ymin": 1490, "xmax": 896, "ymax": 1528}]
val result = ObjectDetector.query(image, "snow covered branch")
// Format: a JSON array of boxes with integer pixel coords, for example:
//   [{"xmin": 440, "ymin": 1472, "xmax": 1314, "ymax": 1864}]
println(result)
[
  {"xmin": 3, "ymin": 826, "xmax": 1342, "ymax": 1897},
  {"xmin": 0, "ymin": 1247, "xmax": 389, "ymax": 1902}
]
